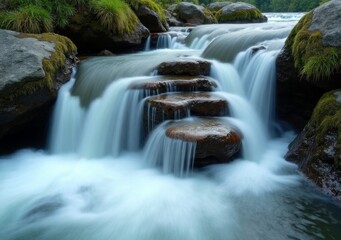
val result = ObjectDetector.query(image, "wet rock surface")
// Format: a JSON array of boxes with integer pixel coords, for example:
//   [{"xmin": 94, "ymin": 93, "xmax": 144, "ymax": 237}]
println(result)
[
  {"xmin": 136, "ymin": 5, "xmax": 168, "ymax": 33},
  {"xmin": 165, "ymin": 118, "xmax": 241, "ymax": 167},
  {"xmin": 129, "ymin": 75, "xmax": 217, "ymax": 93},
  {"xmin": 173, "ymin": 2, "xmax": 216, "ymax": 25},
  {"xmin": 157, "ymin": 59, "xmax": 211, "ymax": 76},
  {"xmin": 286, "ymin": 90, "xmax": 341, "ymax": 201},
  {"xmin": 144, "ymin": 92, "xmax": 228, "ymax": 133}
]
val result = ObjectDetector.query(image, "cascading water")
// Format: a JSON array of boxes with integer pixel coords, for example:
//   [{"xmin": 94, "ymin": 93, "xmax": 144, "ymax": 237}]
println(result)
[{"xmin": 0, "ymin": 13, "xmax": 340, "ymax": 240}]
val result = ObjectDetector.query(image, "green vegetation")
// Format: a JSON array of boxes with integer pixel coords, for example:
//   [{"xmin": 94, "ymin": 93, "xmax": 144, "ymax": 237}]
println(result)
[
  {"xmin": 89, "ymin": 0, "xmax": 138, "ymax": 34},
  {"xmin": 0, "ymin": 0, "xmax": 165, "ymax": 35},
  {"xmin": 312, "ymin": 91, "xmax": 341, "ymax": 168},
  {"xmin": 285, "ymin": 12, "xmax": 341, "ymax": 81},
  {"xmin": 215, "ymin": 8, "xmax": 263, "ymax": 22}
]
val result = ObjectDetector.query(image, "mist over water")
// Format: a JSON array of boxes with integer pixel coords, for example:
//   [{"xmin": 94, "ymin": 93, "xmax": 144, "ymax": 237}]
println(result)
[{"xmin": 0, "ymin": 13, "xmax": 340, "ymax": 240}]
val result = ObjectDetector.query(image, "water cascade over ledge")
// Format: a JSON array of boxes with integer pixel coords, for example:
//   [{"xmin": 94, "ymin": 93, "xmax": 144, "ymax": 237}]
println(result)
[{"xmin": 0, "ymin": 14, "xmax": 340, "ymax": 240}]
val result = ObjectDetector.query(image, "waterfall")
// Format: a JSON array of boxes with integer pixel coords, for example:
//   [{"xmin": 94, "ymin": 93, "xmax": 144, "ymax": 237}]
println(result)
[
  {"xmin": 144, "ymin": 36, "xmax": 151, "ymax": 51},
  {"xmin": 156, "ymin": 34, "xmax": 172, "ymax": 49},
  {"xmin": 1, "ymin": 13, "xmax": 340, "ymax": 240}
]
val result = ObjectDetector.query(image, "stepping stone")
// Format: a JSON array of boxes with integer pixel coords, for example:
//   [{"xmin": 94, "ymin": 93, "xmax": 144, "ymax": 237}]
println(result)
[
  {"xmin": 144, "ymin": 92, "xmax": 228, "ymax": 132},
  {"xmin": 157, "ymin": 58, "xmax": 211, "ymax": 76},
  {"xmin": 166, "ymin": 118, "xmax": 242, "ymax": 167}
]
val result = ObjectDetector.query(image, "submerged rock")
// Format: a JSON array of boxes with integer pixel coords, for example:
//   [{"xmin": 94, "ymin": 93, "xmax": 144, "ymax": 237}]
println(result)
[
  {"xmin": 215, "ymin": 2, "xmax": 267, "ymax": 23},
  {"xmin": 166, "ymin": 118, "xmax": 241, "ymax": 167},
  {"xmin": 144, "ymin": 92, "xmax": 228, "ymax": 133},
  {"xmin": 157, "ymin": 59, "xmax": 211, "ymax": 76},
  {"xmin": 286, "ymin": 91, "xmax": 341, "ymax": 200},
  {"xmin": 0, "ymin": 29, "xmax": 77, "ymax": 153}
]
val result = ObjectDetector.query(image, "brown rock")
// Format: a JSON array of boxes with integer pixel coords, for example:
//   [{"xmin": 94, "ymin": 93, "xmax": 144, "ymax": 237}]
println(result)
[
  {"xmin": 144, "ymin": 92, "xmax": 228, "ymax": 133},
  {"xmin": 166, "ymin": 118, "xmax": 241, "ymax": 167},
  {"xmin": 157, "ymin": 59, "xmax": 211, "ymax": 76}
]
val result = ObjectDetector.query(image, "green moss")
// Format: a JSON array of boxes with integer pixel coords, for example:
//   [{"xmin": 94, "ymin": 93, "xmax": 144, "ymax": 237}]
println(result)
[
  {"xmin": 312, "ymin": 91, "xmax": 341, "ymax": 168},
  {"xmin": 285, "ymin": 11, "xmax": 341, "ymax": 81},
  {"xmin": 89, "ymin": 0, "xmax": 138, "ymax": 34},
  {"xmin": 125, "ymin": 0, "xmax": 167, "ymax": 26},
  {"xmin": 215, "ymin": 8, "xmax": 263, "ymax": 22},
  {"xmin": 7, "ymin": 33, "xmax": 77, "ymax": 98}
]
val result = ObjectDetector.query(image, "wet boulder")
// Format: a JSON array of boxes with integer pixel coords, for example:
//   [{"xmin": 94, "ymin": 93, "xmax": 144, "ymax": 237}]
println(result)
[
  {"xmin": 144, "ymin": 92, "xmax": 228, "ymax": 133},
  {"xmin": 276, "ymin": 0, "xmax": 341, "ymax": 130},
  {"xmin": 157, "ymin": 59, "xmax": 211, "ymax": 76},
  {"xmin": 0, "ymin": 30, "xmax": 77, "ymax": 153},
  {"xmin": 286, "ymin": 91, "xmax": 341, "ymax": 201},
  {"xmin": 173, "ymin": 2, "xmax": 216, "ymax": 25},
  {"xmin": 215, "ymin": 2, "xmax": 267, "ymax": 23},
  {"xmin": 166, "ymin": 118, "xmax": 242, "ymax": 167},
  {"xmin": 135, "ymin": 5, "xmax": 168, "ymax": 33},
  {"xmin": 207, "ymin": 2, "xmax": 232, "ymax": 13}
]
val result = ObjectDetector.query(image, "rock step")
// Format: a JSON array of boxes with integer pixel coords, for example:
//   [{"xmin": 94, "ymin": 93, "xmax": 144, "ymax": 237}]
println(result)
[
  {"xmin": 165, "ymin": 118, "xmax": 242, "ymax": 167},
  {"xmin": 144, "ymin": 92, "xmax": 228, "ymax": 133},
  {"xmin": 129, "ymin": 75, "xmax": 217, "ymax": 93},
  {"xmin": 157, "ymin": 58, "xmax": 211, "ymax": 76}
]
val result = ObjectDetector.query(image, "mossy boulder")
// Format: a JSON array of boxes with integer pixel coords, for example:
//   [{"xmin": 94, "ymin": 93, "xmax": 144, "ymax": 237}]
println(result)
[
  {"xmin": 276, "ymin": 0, "xmax": 341, "ymax": 130},
  {"xmin": 0, "ymin": 29, "xmax": 77, "ymax": 153},
  {"xmin": 286, "ymin": 90, "xmax": 341, "ymax": 200},
  {"xmin": 173, "ymin": 2, "xmax": 216, "ymax": 25},
  {"xmin": 207, "ymin": 2, "xmax": 232, "ymax": 13},
  {"xmin": 135, "ymin": 5, "xmax": 168, "ymax": 32},
  {"xmin": 57, "ymin": 10, "xmax": 149, "ymax": 54},
  {"xmin": 215, "ymin": 2, "xmax": 267, "ymax": 23}
]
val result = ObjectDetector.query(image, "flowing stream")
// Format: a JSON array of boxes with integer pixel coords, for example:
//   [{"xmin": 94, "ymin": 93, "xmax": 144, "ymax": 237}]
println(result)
[{"xmin": 0, "ymin": 13, "xmax": 340, "ymax": 240}]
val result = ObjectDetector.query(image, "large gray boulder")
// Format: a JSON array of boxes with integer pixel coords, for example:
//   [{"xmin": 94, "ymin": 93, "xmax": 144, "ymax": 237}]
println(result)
[
  {"xmin": 207, "ymin": 2, "xmax": 232, "ymax": 13},
  {"xmin": 0, "ymin": 29, "xmax": 77, "ymax": 153},
  {"xmin": 174, "ymin": 2, "xmax": 216, "ymax": 25},
  {"xmin": 215, "ymin": 2, "xmax": 267, "ymax": 23}
]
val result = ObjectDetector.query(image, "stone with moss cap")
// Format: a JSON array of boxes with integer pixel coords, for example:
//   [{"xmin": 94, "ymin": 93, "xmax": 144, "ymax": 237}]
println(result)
[
  {"xmin": 215, "ymin": 2, "xmax": 267, "ymax": 23},
  {"xmin": 174, "ymin": 2, "xmax": 216, "ymax": 25},
  {"xmin": 286, "ymin": 90, "xmax": 341, "ymax": 201},
  {"xmin": 0, "ymin": 29, "xmax": 77, "ymax": 153}
]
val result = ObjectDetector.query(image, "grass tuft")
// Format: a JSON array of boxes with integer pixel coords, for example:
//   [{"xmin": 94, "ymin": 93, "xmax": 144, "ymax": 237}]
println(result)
[
  {"xmin": 285, "ymin": 11, "xmax": 341, "ymax": 81},
  {"xmin": 0, "ymin": 5, "xmax": 53, "ymax": 33}
]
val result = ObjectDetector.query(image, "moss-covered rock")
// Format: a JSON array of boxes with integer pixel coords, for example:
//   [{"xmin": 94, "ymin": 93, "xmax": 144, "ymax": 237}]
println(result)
[
  {"xmin": 57, "ymin": 9, "xmax": 149, "ymax": 54},
  {"xmin": 276, "ymin": 0, "xmax": 341, "ymax": 130},
  {"xmin": 207, "ymin": 2, "xmax": 232, "ymax": 14},
  {"xmin": 173, "ymin": 2, "xmax": 216, "ymax": 25},
  {"xmin": 215, "ymin": 2, "xmax": 267, "ymax": 23},
  {"xmin": 0, "ymin": 29, "xmax": 77, "ymax": 153},
  {"xmin": 286, "ymin": 90, "xmax": 341, "ymax": 200}
]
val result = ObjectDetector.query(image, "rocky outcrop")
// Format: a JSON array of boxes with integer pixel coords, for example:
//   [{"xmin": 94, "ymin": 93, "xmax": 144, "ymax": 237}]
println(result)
[
  {"xmin": 58, "ymin": 12, "xmax": 149, "ymax": 54},
  {"xmin": 215, "ymin": 2, "xmax": 267, "ymax": 23},
  {"xmin": 276, "ymin": 0, "xmax": 341, "ymax": 130},
  {"xmin": 135, "ymin": 5, "xmax": 168, "ymax": 33},
  {"xmin": 173, "ymin": 2, "xmax": 216, "ymax": 25},
  {"xmin": 166, "ymin": 118, "xmax": 242, "ymax": 167},
  {"xmin": 144, "ymin": 92, "xmax": 228, "ymax": 133},
  {"xmin": 157, "ymin": 59, "xmax": 211, "ymax": 76},
  {"xmin": 286, "ymin": 91, "xmax": 341, "ymax": 200},
  {"xmin": 0, "ymin": 29, "xmax": 77, "ymax": 153}
]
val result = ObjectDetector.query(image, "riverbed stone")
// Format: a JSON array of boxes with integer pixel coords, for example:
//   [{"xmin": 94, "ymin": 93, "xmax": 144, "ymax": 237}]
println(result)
[
  {"xmin": 286, "ymin": 90, "xmax": 341, "ymax": 201},
  {"xmin": 144, "ymin": 92, "xmax": 228, "ymax": 133},
  {"xmin": 165, "ymin": 118, "xmax": 241, "ymax": 167},
  {"xmin": 157, "ymin": 59, "xmax": 211, "ymax": 76},
  {"xmin": 0, "ymin": 29, "xmax": 77, "ymax": 153},
  {"xmin": 129, "ymin": 75, "xmax": 217, "ymax": 93}
]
